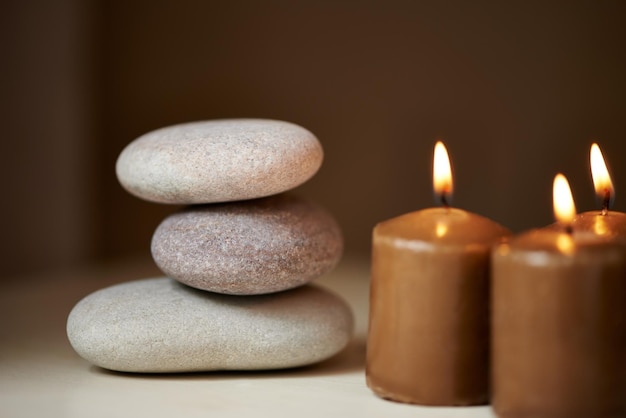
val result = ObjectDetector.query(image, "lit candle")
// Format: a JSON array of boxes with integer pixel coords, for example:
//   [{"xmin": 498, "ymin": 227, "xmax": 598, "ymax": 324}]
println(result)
[
  {"xmin": 366, "ymin": 141, "xmax": 510, "ymax": 405},
  {"xmin": 572, "ymin": 143, "xmax": 626, "ymax": 236},
  {"xmin": 492, "ymin": 173, "xmax": 626, "ymax": 418}
]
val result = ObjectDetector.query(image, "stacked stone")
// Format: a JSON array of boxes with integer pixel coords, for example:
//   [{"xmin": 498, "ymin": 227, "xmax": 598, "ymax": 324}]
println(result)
[{"xmin": 67, "ymin": 119, "xmax": 354, "ymax": 373}]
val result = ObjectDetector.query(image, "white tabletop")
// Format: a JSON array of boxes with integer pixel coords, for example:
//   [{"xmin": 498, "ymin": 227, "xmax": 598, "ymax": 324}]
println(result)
[{"xmin": 0, "ymin": 257, "xmax": 494, "ymax": 418}]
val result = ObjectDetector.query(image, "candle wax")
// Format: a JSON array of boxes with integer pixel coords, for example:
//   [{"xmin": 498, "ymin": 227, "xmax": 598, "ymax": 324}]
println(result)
[
  {"xmin": 492, "ymin": 229, "xmax": 626, "ymax": 418},
  {"xmin": 573, "ymin": 210, "xmax": 626, "ymax": 237},
  {"xmin": 367, "ymin": 207, "xmax": 510, "ymax": 405}
]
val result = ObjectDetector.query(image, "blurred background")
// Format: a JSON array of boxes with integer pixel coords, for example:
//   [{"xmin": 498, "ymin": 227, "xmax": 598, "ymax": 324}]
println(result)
[{"xmin": 2, "ymin": 0, "xmax": 625, "ymax": 280}]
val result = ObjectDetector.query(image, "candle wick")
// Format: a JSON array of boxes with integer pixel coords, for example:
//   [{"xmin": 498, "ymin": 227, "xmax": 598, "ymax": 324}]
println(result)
[
  {"xmin": 564, "ymin": 224, "xmax": 573, "ymax": 235},
  {"xmin": 440, "ymin": 193, "xmax": 449, "ymax": 209},
  {"xmin": 601, "ymin": 189, "xmax": 611, "ymax": 216}
]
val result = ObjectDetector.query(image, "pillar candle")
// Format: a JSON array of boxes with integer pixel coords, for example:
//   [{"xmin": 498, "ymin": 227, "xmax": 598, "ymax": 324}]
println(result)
[
  {"xmin": 492, "ymin": 174, "xmax": 626, "ymax": 418},
  {"xmin": 366, "ymin": 142, "xmax": 510, "ymax": 405}
]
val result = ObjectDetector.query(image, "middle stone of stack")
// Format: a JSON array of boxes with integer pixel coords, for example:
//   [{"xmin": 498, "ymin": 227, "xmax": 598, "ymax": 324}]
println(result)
[{"xmin": 151, "ymin": 193, "xmax": 343, "ymax": 295}]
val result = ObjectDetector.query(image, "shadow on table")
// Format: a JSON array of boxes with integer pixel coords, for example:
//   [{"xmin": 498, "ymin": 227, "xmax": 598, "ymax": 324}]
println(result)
[{"xmin": 89, "ymin": 335, "xmax": 366, "ymax": 380}]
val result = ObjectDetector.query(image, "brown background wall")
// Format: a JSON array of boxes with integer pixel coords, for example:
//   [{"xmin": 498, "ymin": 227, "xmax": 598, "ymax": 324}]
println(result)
[{"xmin": 2, "ymin": 0, "xmax": 626, "ymax": 278}]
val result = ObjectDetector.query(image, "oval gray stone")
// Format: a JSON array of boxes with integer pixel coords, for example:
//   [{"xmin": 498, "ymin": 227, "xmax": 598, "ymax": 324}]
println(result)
[
  {"xmin": 151, "ymin": 194, "xmax": 343, "ymax": 295},
  {"xmin": 116, "ymin": 119, "xmax": 323, "ymax": 204},
  {"xmin": 66, "ymin": 278, "xmax": 354, "ymax": 373}
]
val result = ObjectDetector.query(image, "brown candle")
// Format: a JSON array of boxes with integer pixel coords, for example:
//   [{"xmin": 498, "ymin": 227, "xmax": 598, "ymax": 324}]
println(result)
[
  {"xmin": 492, "ymin": 174, "xmax": 626, "ymax": 418},
  {"xmin": 574, "ymin": 143, "xmax": 626, "ymax": 237},
  {"xmin": 366, "ymin": 142, "xmax": 510, "ymax": 405}
]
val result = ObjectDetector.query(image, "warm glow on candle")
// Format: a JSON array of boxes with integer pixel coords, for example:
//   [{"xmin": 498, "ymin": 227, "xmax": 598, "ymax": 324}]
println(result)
[
  {"xmin": 553, "ymin": 173, "xmax": 576, "ymax": 228},
  {"xmin": 433, "ymin": 141, "xmax": 453, "ymax": 206},
  {"xmin": 590, "ymin": 143, "xmax": 614, "ymax": 213},
  {"xmin": 435, "ymin": 221, "xmax": 448, "ymax": 238},
  {"xmin": 556, "ymin": 233, "xmax": 575, "ymax": 255},
  {"xmin": 593, "ymin": 216, "xmax": 609, "ymax": 236}
]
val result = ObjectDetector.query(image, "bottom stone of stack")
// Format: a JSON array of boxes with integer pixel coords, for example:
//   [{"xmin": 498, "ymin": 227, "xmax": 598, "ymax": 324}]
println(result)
[{"xmin": 66, "ymin": 278, "xmax": 354, "ymax": 373}]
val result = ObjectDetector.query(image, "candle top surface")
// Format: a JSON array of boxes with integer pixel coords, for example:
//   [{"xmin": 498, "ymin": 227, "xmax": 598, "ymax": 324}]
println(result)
[
  {"xmin": 374, "ymin": 207, "xmax": 510, "ymax": 247},
  {"xmin": 573, "ymin": 210, "xmax": 626, "ymax": 237},
  {"xmin": 498, "ymin": 227, "xmax": 625, "ymax": 256}
]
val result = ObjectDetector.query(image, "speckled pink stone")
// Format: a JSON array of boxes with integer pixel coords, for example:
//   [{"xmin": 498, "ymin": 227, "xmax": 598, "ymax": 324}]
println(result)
[
  {"xmin": 115, "ymin": 119, "xmax": 323, "ymax": 204},
  {"xmin": 151, "ymin": 194, "xmax": 343, "ymax": 295}
]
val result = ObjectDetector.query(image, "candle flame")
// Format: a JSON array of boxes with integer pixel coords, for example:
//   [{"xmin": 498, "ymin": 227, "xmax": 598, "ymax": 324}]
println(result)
[
  {"xmin": 553, "ymin": 173, "xmax": 576, "ymax": 229},
  {"xmin": 590, "ymin": 143, "xmax": 614, "ymax": 213},
  {"xmin": 433, "ymin": 141, "xmax": 453, "ymax": 206}
]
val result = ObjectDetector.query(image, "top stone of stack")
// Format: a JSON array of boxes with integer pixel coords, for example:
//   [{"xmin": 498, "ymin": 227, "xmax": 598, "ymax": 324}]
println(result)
[{"xmin": 116, "ymin": 119, "xmax": 323, "ymax": 204}]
